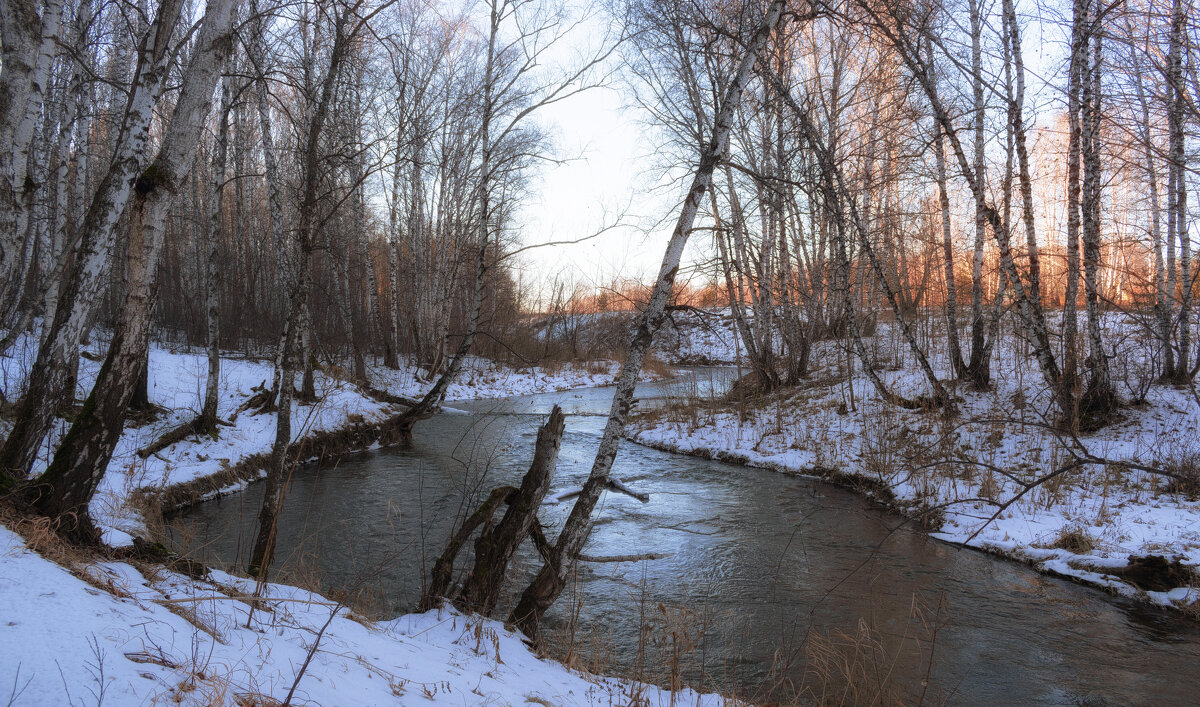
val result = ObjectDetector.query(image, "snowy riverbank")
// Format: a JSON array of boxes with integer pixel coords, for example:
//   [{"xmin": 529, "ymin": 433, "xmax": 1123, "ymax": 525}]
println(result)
[
  {"xmin": 0, "ymin": 524, "xmax": 722, "ymax": 705},
  {"xmin": 0, "ymin": 338, "xmax": 720, "ymax": 706},
  {"xmin": 628, "ymin": 324, "xmax": 1200, "ymax": 612},
  {"xmin": 0, "ymin": 336, "xmax": 634, "ymax": 545}
]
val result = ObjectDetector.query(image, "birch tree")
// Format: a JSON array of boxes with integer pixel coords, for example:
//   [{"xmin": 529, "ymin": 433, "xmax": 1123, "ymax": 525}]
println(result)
[
  {"xmin": 510, "ymin": 0, "xmax": 789, "ymax": 637},
  {"xmin": 34, "ymin": 0, "xmax": 238, "ymax": 535},
  {"xmin": 0, "ymin": 0, "xmax": 188, "ymax": 486}
]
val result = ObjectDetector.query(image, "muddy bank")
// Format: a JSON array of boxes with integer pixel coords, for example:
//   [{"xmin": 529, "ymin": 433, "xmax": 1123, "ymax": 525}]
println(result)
[{"xmin": 136, "ymin": 412, "xmax": 412, "ymax": 523}]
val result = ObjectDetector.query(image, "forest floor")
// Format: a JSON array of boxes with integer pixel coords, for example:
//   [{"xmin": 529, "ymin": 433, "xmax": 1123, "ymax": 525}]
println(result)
[
  {"xmin": 0, "ymin": 334, "xmax": 713, "ymax": 706},
  {"xmin": 631, "ymin": 313, "xmax": 1200, "ymax": 613}
]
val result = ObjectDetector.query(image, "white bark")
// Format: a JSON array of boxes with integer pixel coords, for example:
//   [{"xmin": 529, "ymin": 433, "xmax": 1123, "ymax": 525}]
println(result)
[
  {"xmin": 511, "ymin": 0, "xmax": 788, "ymax": 636},
  {"xmin": 37, "ymin": 0, "xmax": 239, "ymax": 530},
  {"xmin": 0, "ymin": 0, "xmax": 64, "ymax": 295},
  {"xmin": 0, "ymin": 0, "xmax": 187, "ymax": 481}
]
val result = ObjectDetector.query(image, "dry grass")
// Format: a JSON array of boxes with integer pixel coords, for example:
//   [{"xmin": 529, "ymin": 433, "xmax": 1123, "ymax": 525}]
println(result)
[
  {"xmin": 1048, "ymin": 526, "xmax": 1097, "ymax": 555},
  {"xmin": 0, "ymin": 503, "xmax": 90, "ymax": 568},
  {"xmin": 1162, "ymin": 453, "xmax": 1200, "ymax": 499}
]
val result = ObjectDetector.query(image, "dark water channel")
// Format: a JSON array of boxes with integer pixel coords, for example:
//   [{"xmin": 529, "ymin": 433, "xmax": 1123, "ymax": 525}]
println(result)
[{"xmin": 172, "ymin": 370, "xmax": 1200, "ymax": 704}]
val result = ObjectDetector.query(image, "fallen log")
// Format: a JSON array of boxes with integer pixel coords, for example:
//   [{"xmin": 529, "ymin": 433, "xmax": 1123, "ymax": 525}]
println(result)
[
  {"xmin": 543, "ymin": 477, "xmax": 649, "ymax": 505},
  {"xmin": 362, "ymin": 386, "xmax": 420, "ymax": 408},
  {"xmin": 605, "ymin": 477, "xmax": 649, "ymax": 502},
  {"xmin": 578, "ymin": 552, "xmax": 671, "ymax": 563},
  {"xmin": 136, "ymin": 415, "xmax": 223, "ymax": 459}
]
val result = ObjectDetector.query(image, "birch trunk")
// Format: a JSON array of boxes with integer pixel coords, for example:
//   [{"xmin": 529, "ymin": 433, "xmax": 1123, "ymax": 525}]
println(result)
[
  {"xmin": 1063, "ymin": 0, "xmax": 1088, "ymax": 421},
  {"xmin": 35, "ymin": 0, "xmax": 237, "ymax": 535},
  {"xmin": 1131, "ymin": 19, "xmax": 1174, "ymax": 378},
  {"xmin": 38, "ymin": 0, "xmax": 95, "ymax": 350},
  {"xmin": 934, "ymin": 116, "xmax": 966, "ymax": 376},
  {"xmin": 398, "ymin": 1, "xmax": 502, "ymax": 427},
  {"xmin": 0, "ymin": 0, "xmax": 186, "ymax": 485},
  {"xmin": 965, "ymin": 0, "xmax": 989, "ymax": 386},
  {"xmin": 1167, "ymin": 0, "xmax": 1191, "ymax": 377},
  {"xmin": 202, "ymin": 73, "xmax": 234, "ymax": 435},
  {"xmin": 250, "ymin": 4, "xmax": 353, "ymax": 578},
  {"xmin": 510, "ymin": 0, "xmax": 787, "ymax": 638},
  {"xmin": 0, "ymin": 0, "xmax": 64, "ymax": 299},
  {"xmin": 864, "ymin": 1, "xmax": 1072, "ymax": 420},
  {"xmin": 1080, "ymin": 15, "xmax": 1115, "ymax": 415}
]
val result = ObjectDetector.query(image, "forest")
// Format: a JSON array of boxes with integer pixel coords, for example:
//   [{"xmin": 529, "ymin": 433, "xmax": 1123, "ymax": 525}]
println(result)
[{"xmin": 1, "ymin": 0, "xmax": 1199, "ymax": 703}]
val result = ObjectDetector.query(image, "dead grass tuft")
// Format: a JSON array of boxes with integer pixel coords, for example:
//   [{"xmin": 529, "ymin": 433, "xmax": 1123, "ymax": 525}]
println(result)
[
  {"xmin": 1162, "ymin": 453, "xmax": 1200, "ymax": 499},
  {"xmin": 0, "ymin": 503, "xmax": 88, "ymax": 567},
  {"xmin": 1049, "ymin": 526, "xmax": 1097, "ymax": 555},
  {"xmin": 801, "ymin": 619, "xmax": 906, "ymax": 706}
]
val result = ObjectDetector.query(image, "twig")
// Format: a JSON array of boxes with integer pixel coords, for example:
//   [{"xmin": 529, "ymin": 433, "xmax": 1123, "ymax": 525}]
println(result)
[{"xmin": 283, "ymin": 601, "xmax": 343, "ymax": 706}]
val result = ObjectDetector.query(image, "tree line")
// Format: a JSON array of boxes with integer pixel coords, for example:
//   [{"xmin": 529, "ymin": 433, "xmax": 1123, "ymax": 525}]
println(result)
[
  {"xmin": 0, "ymin": 0, "xmax": 1197, "ymax": 636},
  {"xmin": 0, "ymin": 0, "xmax": 609, "ymax": 558}
]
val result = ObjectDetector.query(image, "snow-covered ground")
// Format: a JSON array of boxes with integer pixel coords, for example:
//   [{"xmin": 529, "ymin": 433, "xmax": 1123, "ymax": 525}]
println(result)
[
  {"xmin": 0, "ymin": 336, "xmax": 718, "ymax": 705},
  {"xmin": 368, "ymin": 356, "xmax": 631, "ymax": 401},
  {"xmin": 629, "ymin": 319, "xmax": 1200, "ymax": 611},
  {"xmin": 654, "ymin": 309, "xmax": 740, "ymax": 365},
  {"xmin": 0, "ymin": 525, "xmax": 723, "ymax": 706},
  {"xmin": 0, "ymin": 335, "xmax": 634, "ymax": 546}
]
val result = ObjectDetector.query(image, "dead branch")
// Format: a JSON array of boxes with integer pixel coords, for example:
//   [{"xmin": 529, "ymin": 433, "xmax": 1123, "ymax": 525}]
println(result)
[{"xmin": 578, "ymin": 552, "xmax": 672, "ymax": 563}]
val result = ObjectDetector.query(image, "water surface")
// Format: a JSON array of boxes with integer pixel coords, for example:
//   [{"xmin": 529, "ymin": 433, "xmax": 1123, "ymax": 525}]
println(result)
[{"xmin": 173, "ymin": 370, "xmax": 1200, "ymax": 703}]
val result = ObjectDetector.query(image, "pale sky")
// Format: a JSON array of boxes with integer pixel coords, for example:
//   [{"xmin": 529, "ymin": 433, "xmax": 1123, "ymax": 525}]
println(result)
[{"xmin": 504, "ymin": 0, "xmax": 1077, "ymax": 307}]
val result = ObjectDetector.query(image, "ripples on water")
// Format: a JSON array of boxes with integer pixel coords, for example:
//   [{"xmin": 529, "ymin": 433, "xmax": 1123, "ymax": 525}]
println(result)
[{"xmin": 172, "ymin": 370, "xmax": 1200, "ymax": 704}]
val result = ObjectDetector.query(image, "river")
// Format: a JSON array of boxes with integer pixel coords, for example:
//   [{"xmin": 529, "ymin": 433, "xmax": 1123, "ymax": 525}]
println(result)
[{"xmin": 172, "ymin": 370, "xmax": 1200, "ymax": 704}]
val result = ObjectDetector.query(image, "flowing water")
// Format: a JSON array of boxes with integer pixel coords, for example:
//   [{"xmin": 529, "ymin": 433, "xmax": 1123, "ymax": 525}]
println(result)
[{"xmin": 172, "ymin": 370, "xmax": 1200, "ymax": 704}]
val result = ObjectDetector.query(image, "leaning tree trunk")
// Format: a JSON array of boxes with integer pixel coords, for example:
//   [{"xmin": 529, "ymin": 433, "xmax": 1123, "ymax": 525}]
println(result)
[
  {"xmin": 509, "ymin": 0, "xmax": 788, "ymax": 638},
  {"xmin": 248, "ymin": 4, "xmax": 353, "ymax": 578},
  {"xmin": 33, "ymin": 0, "xmax": 237, "ymax": 537},
  {"xmin": 248, "ymin": 251, "xmax": 311, "ymax": 577},
  {"xmin": 397, "ymin": 6, "xmax": 501, "ymax": 433}
]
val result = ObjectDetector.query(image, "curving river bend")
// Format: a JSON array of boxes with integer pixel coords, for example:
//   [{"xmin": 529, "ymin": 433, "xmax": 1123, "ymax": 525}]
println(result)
[{"xmin": 172, "ymin": 370, "xmax": 1200, "ymax": 704}]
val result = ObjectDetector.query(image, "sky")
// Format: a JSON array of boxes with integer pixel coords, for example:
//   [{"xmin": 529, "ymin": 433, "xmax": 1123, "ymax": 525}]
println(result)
[
  {"xmin": 506, "ymin": 52, "xmax": 686, "ymax": 303},
  {"xmin": 498, "ymin": 0, "xmax": 1079, "ymax": 307}
]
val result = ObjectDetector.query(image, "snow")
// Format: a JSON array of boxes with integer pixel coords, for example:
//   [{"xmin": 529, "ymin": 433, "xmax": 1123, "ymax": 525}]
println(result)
[
  {"xmin": 0, "ymin": 336, "xmax": 726, "ymax": 705},
  {"xmin": 654, "ymin": 309, "xmax": 741, "ymax": 365},
  {"xmin": 628, "ymin": 317, "xmax": 1200, "ymax": 610},
  {"xmin": 367, "ymin": 356, "xmax": 636, "ymax": 401},
  {"xmin": 0, "ymin": 526, "xmax": 724, "ymax": 706},
  {"xmin": 0, "ymin": 334, "xmax": 643, "ymax": 548}
]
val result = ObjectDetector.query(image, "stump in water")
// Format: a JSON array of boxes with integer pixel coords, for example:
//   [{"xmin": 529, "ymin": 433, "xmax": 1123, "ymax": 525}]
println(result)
[
  {"xmin": 421, "ymin": 485, "xmax": 516, "ymax": 610},
  {"xmin": 458, "ymin": 406, "xmax": 565, "ymax": 615},
  {"xmin": 418, "ymin": 405, "xmax": 565, "ymax": 613}
]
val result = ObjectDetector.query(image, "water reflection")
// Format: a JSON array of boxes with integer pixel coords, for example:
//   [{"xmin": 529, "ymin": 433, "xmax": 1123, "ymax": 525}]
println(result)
[{"xmin": 172, "ymin": 370, "xmax": 1200, "ymax": 704}]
